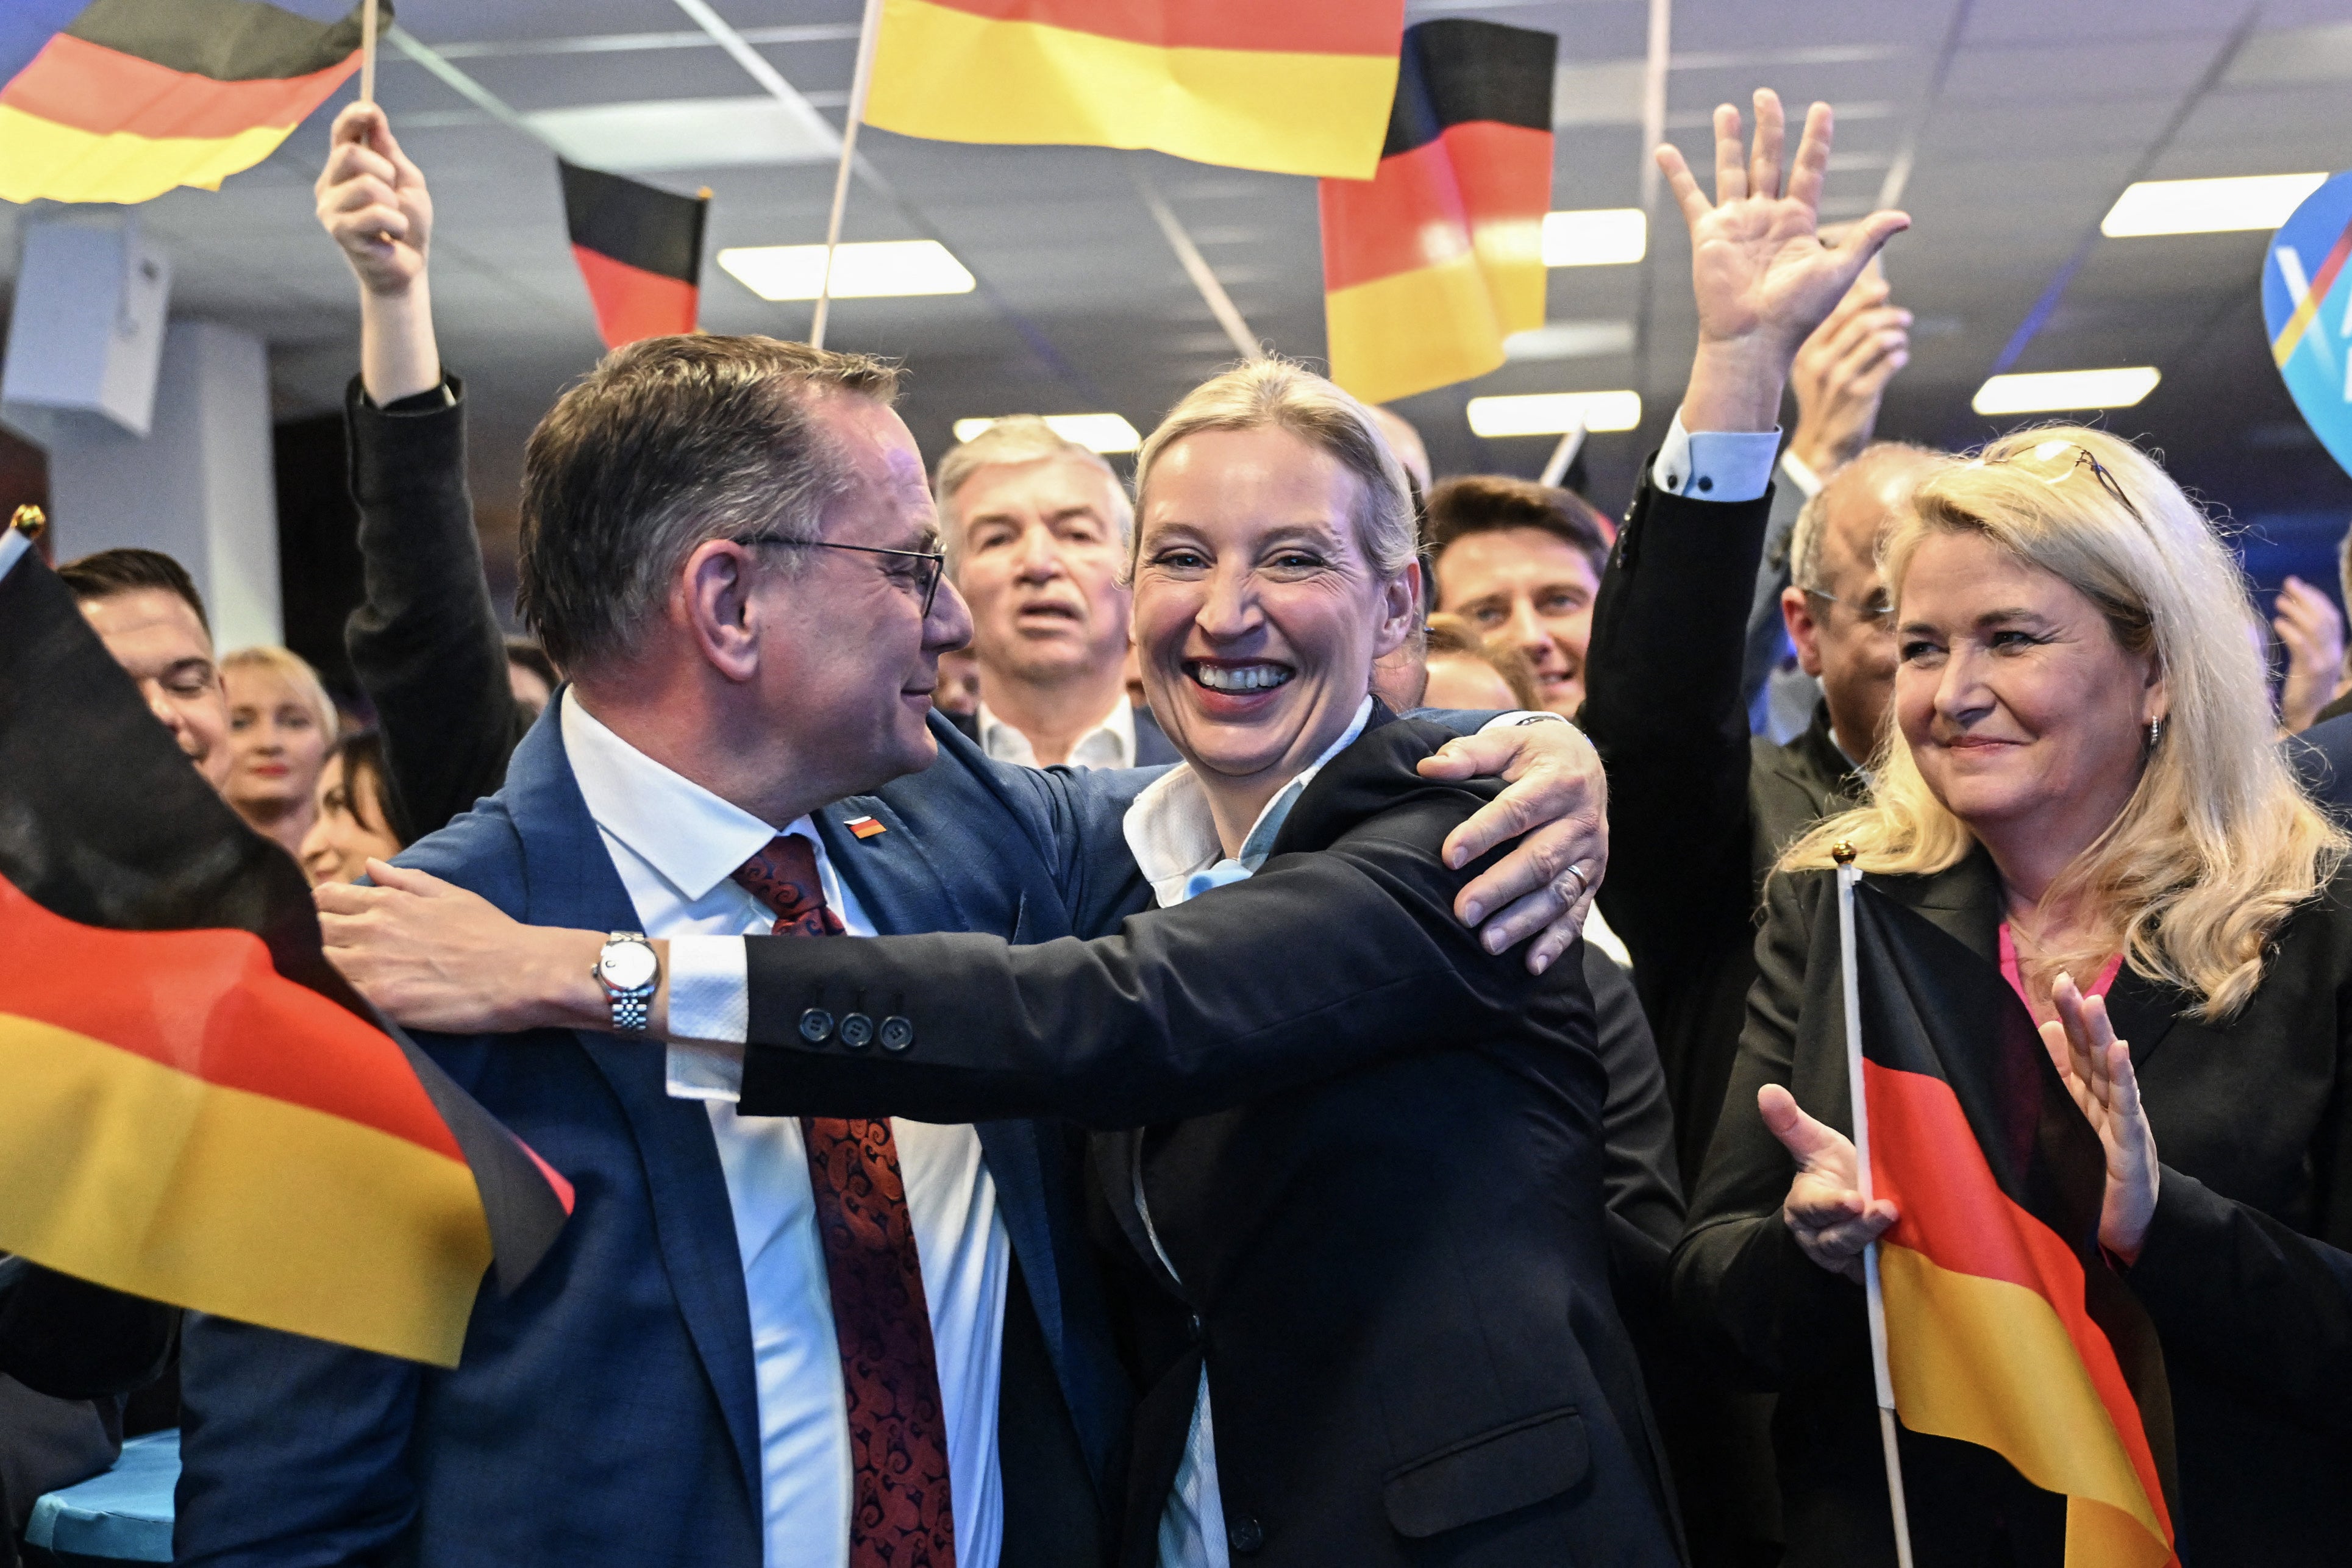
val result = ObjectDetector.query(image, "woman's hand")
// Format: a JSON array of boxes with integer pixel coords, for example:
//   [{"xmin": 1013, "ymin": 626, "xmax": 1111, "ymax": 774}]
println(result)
[
  {"xmin": 1419, "ymin": 718, "xmax": 1607, "ymax": 975},
  {"xmin": 1656, "ymin": 90, "xmax": 1909, "ymax": 433},
  {"xmin": 317, "ymin": 860, "xmax": 606, "ymax": 1035},
  {"xmin": 1759, "ymin": 1083, "xmax": 1897, "ymax": 1283},
  {"xmin": 315, "ymin": 103, "xmax": 431, "ymax": 298},
  {"xmin": 2039, "ymin": 974, "xmax": 2161, "ymax": 1262}
]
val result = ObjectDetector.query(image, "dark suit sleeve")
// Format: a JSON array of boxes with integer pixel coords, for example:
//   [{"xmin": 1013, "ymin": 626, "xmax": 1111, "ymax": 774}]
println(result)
[
  {"xmin": 737, "ymin": 773, "xmax": 1546, "ymax": 1130},
  {"xmin": 174, "ymin": 1313, "xmax": 422, "ymax": 1567},
  {"xmin": 341, "ymin": 376, "xmax": 526, "ymax": 845},
  {"xmin": 1583, "ymin": 948, "xmax": 1684, "ymax": 1303},
  {"xmin": 2120, "ymin": 1084, "xmax": 2352, "ymax": 1436},
  {"xmin": 1668, "ymin": 868, "xmax": 1866, "ymax": 1384},
  {"xmin": 0, "ymin": 1261, "xmax": 175, "ymax": 1402},
  {"xmin": 1581, "ymin": 473, "xmax": 1775, "ymax": 980}
]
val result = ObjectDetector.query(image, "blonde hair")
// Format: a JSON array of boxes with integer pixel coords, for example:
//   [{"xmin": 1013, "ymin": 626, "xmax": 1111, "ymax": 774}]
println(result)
[
  {"xmin": 1129, "ymin": 358, "xmax": 1417, "ymax": 586},
  {"xmin": 1783, "ymin": 426, "xmax": 2346, "ymax": 1020},
  {"xmin": 220, "ymin": 644, "xmax": 338, "ymax": 743},
  {"xmin": 933, "ymin": 415, "xmax": 1132, "ymax": 574}
]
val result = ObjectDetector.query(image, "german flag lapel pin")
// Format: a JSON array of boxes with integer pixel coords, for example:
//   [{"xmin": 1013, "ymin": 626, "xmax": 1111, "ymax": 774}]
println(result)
[{"xmin": 844, "ymin": 814, "xmax": 888, "ymax": 840}]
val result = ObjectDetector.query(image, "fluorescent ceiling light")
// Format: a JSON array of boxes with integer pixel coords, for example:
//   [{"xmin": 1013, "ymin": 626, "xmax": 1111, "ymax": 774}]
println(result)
[
  {"xmin": 1542, "ymin": 208, "xmax": 1645, "ymax": 266},
  {"xmin": 2099, "ymin": 173, "xmax": 2328, "ymax": 237},
  {"xmin": 1971, "ymin": 368, "xmax": 2161, "ymax": 416},
  {"xmin": 718, "ymin": 241, "xmax": 975, "ymax": 301},
  {"xmin": 525, "ymin": 96, "xmax": 839, "ymax": 172},
  {"xmin": 1505, "ymin": 320, "xmax": 1636, "ymax": 361},
  {"xmin": 1466, "ymin": 390, "xmax": 1642, "ymax": 438},
  {"xmin": 953, "ymin": 413, "xmax": 1141, "ymax": 453}
]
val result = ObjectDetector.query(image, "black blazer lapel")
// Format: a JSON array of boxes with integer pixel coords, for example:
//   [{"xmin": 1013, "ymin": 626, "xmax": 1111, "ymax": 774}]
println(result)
[{"xmin": 2100, "ymin": 967, "xmax": 2187, "ymax": 1069}]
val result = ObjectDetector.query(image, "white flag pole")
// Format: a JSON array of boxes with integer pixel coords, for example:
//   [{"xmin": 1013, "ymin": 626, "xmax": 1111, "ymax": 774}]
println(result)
[
  {"xmin": 359, "ymin": 0, "xmax": 379, "ymax": 105},
  {"xmin": 1538, "ymin": 416, "xmax": 1588, "ymax": 488},
  {"xmin": 810, "ymin": 0, "xmax": 883, "ymax": 351},
  {"xmin": 1834, "ymin": 841, "xmax": 1916, "ymax": 1568}
]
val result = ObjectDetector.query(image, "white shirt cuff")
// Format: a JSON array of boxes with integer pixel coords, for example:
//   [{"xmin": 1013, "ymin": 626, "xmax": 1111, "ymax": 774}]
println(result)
[
  {"xmin": 663, "ymin": 935, "xmax": 750, "ymax": 1102},
  {"xmin": 1650, "ymin": 413, "xmax": 1780, "ymax": 504}
]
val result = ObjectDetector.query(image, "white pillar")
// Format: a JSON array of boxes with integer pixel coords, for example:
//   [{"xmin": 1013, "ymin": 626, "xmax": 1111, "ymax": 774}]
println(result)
[{"xmin": 42, "ymin": 321, "xmax": 282, "ymax": 650}]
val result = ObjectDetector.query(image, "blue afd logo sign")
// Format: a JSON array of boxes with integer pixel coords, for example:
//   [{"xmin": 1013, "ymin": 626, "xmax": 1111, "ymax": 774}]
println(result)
[{"xmin": 2267, "ymin": 171, "xmax": 2352, "ymax": 477}]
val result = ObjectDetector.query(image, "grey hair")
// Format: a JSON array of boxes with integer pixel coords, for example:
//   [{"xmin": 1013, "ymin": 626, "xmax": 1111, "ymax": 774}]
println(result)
[
  {"xmin": 1787, "ymin": 440, "xmax": 1943, "ymax": 594},
  {"xmin": 933, "ymin": 415, "xmax": 1132, "ymax": 574},
  {"xmin": 517, "ymin": 334, "xmax": 901, "ymax": 672},
  {"xmin": 1129, "ymin": 358, "xmax": 1417, "ymax": 585}
]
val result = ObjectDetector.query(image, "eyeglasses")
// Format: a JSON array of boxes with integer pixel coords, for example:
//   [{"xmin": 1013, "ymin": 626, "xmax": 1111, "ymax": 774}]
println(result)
[
  {"xmin": 1972, "ymin": 439, "xmax": 2144, "ymax": 526},
  {"xmin": 741, "ymin": 535, "xmax": 946, "ymax": 616},
  {"xmin": 1801, "ymin": 586, "xmax": 1894, "ymax": 622}
]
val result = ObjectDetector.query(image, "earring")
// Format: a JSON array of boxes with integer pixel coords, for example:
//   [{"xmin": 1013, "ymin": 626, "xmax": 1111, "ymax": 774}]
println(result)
[{"xmin": 2148, "ymin": 716, "xmax": 2165, "ymax": 749}]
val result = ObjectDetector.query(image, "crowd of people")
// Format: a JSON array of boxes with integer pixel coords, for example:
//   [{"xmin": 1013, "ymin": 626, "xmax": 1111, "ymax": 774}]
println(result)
[{"xmin": 5, "ymin": 84, "xmax": 2351, "ymax": 1568}]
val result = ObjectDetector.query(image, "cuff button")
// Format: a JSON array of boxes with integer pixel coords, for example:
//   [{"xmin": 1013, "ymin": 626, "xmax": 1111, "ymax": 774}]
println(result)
[
  {"xmin": 797, "ymin": 1008, "xmax": 835, "ymax": 1044},
  {"xmin": 879, "ymin": 1016, "xmax": 915, "ymax": 1052},
  {"xmin": 838, "ymin": 1012, "xmax": 875, "ymax": 1049}
]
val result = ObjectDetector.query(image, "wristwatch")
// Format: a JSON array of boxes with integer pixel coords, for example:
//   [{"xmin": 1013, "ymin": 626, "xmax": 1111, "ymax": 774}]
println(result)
[{"xmin": 594, "ymin": 932, "xmax": 658, "ymax": 1036}]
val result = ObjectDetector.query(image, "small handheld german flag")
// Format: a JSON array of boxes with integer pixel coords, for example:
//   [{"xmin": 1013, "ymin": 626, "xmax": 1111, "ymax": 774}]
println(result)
[
  {"xmin": 1319, "ymin": 20, "xmax": 1556, "ymax": 406},
  {"xmin": 0, "ymin": 529, "xmax": 571, "ymax": 1369},
  {"xmin": 1840, "ymin": 874, "xmax": 2178, "ymax": 1567},
  {"xmin": 560, "ymin": 160, "xmax": 710, "ymax": 351},
  {"xmin": 0, "ymin": 0, "xmax": 380, "ymax": 207}
]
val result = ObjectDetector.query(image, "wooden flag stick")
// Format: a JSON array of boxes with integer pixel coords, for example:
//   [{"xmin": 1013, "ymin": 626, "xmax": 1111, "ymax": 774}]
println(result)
[
  {"xmin": 811, "ymin": 0, "xmax": 884, "ymax": 351},
  {"xmin": 1834, "ymin": 844, "xmax": 1917, "ymax": 1568},
  {"xmin": 360, "ymin": 0, "xmax": 379, "ymax": 105}
]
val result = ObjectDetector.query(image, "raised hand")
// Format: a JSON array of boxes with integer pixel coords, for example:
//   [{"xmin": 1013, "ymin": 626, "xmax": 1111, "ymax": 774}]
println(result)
[
  {"xmin": 2039, "ymin": 974, "xmax": 2160, "ymax": 1261},
  {"xmin": 1758, "ymin": 1082, "xmax": 1897, "ymax": 1283},
  {"xmin": 2273, "ymin": 575, "xmax": 2347, "ymax": 735},
  {"xmin": 1656, "ymin": 90, "xmax": 1909, "ymax": 432},
  {"xmin": 315, "ymin": 102, "xmax": 432, "ymax": 298},
  {"xmin": 1787, "ymin": 268, "xmax": 1912, "ymax": 477}
]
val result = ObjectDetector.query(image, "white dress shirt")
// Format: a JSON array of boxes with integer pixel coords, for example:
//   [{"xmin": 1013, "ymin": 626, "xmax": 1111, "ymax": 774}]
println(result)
[
  {"xmin": 977, "ymin": 694, "xmax": 1137, "ymax": 771},
  {"xmin": 1650, "ymin": 412, "xmax": 1781, "ymax": 504},
  {"xmin": 1117, "ymin": 697, "xmax": 1374, "ymax": 1568},
  {"xmin": 561, "ymin": 692, "xmax": 1010, "ymax": 1568}
]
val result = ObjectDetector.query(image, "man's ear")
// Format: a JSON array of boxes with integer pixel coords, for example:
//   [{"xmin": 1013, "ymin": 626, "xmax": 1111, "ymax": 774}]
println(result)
[
  {"xmin": 1782, "ymin": 583, "xmax": 1826, "ymax": 677},
  {"xmin": 679, "ymin": 539, "xmax": 766, "ymax": 683},
  {"xmin": 1373, "ymin": 561, "xmax": 1424, "ymax": 658}
]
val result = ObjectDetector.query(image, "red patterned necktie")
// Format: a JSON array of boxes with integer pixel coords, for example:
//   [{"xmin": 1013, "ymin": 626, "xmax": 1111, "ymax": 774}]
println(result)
[{"xmin": 731, "ymin": 833, "xmax": 957, "ymax": 1567}]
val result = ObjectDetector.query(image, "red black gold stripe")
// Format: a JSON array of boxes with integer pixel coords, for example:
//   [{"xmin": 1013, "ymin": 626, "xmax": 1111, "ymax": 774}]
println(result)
[
  {"xmin": 0, "ymin": 0, "xmax": 377, "ymax": 205},
  {"xmin": 862, "ymin": 0, "xmax": 1404, "ymax": 180},
  {"xmin": 1848, "ymin": 885, "xmax": 2177, "ymax": 1566},
  {"xmin": 0, "ymin": 545, "xmax": 569, "ymax": 1367},
  {"xmin": 1319, "ymin": 20, "xmax": 1554, "ymax": 405},
  {"xmin": 559, "ymin": 160, "xmax": 709, "ymax": 351}
]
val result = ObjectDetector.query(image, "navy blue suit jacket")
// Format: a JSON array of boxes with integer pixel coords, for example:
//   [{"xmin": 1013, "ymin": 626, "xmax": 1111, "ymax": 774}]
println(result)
[{"xmin": 175, "ymin": 708, "xmax": 1154, "ymax": 1567}]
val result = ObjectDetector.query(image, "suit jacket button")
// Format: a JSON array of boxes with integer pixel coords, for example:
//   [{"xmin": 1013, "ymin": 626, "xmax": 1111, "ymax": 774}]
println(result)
[
  {"xmin": 838, "ymin": 1012, "xmax": 874, "ymax": 1049},
  {"xmin": 879, "ymin": 1016, "xmax": 915, "ymax": 1052},
  {"xmin": 1228, "ymin": 1517, "xmax": 1264, "ymax": 1555},
  {"xmin": 797, "ymin": 1008, "xmax": 834, "ymax": 1043}
]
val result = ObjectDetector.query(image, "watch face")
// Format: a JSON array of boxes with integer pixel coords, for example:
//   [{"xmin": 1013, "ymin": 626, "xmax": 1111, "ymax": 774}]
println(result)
[{"xmin": 599, "ymin": 941, "xmax": 657, "ymax": 991}]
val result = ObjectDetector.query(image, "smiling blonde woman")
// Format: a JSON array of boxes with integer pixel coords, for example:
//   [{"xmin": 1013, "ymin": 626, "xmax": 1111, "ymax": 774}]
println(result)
[{"xmin": 1678, "ymin": 425, "xmax": 2352, "ymax": 1566}]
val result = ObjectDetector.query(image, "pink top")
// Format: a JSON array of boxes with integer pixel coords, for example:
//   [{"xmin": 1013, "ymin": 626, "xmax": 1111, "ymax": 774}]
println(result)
[{"xmin": 1998, "ymin": 923, "xmax": 2123, "ymax": 1023}]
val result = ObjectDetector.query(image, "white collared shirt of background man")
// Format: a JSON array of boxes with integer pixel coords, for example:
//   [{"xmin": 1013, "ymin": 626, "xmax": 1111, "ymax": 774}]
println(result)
[
  {"xmin": 977, "ymin": 693, "xmax": 1136, "ymax": 771},
  {"xmin": 560, "ymin": 691, "xmax": 1011, "ymax": 1568}
]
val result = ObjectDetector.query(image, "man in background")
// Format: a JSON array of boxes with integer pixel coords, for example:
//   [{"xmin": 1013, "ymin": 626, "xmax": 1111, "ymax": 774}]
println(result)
[
  {"xmin": 58, "ymin": 549, "xmax": 231, "ymax": 792},
  {"xmin": 935, "ymin": 417, "xmax": 1177, "ymax": 767},
  {"xmin": 1427, "ymin": 476, "xmax": 1614, "ymax": 717}
]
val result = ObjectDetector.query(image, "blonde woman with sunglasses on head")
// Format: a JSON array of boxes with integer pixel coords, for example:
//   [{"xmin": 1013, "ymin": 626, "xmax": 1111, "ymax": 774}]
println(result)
[{"xmin": 1673, "ymin": 426, "xmax": 2352, "ymax": 1566}]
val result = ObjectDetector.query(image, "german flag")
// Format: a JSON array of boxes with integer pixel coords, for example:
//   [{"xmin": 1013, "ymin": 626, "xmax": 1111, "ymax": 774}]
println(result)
[
  {"xmin": 1317, "ymin": 21, "xmax": 1555, "ymax": 407},
  {"xmin": 0, "ymin": 534, "xmax": 571, "ymax": 1369},
  {"xmin": 1848, "ymin": 883, "xmax": 2177, "ymax": 1567},
  {"xmin": 861, "ymin": 0, "xmax": 1405, "ymax": 181},
  {"xmin": 0, "ymin": 0, "xmax": 377, "ymax": 207},
  {"xmin": 559, "ymin": 160, "xmax": 710, "ymax": 351}
]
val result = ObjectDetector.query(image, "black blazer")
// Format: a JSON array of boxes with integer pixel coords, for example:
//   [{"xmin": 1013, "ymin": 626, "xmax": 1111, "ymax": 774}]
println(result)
[
  {"xmin": 1583, "ymin": 469, "xmax": 1862, "ymax": 1188},
  {"xmin": 729, "ymin": 718, "xmax": 1684, "ymax": 1566},
  {"xmin": 1673, "ymin": 851, "xmax": 2352, "ymax": 1566}
]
